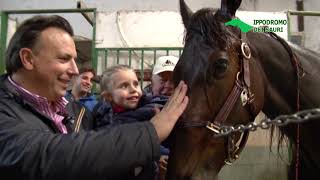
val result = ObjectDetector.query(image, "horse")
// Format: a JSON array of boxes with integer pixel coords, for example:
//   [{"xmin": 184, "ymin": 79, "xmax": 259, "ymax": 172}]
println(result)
[{"xmin": 166, "ymin": 0, "xmax": 320, "ymax": 179}]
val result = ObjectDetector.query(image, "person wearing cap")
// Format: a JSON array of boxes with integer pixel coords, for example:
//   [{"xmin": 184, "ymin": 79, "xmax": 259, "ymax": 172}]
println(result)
[
  {"xmin": 151, "ymin": 55, "xmax": 179, "ymax": 96},
  {"xmin": 148, "ymin": 56, "xmax": 179, "ymax": 180}
]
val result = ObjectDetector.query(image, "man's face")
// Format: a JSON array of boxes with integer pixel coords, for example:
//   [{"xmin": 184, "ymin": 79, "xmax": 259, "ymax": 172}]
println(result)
[
  {"xmin": 106, "ymin": 69, "xmax": 142, "ymax": 109},
  {"xmin": 151, "ymin": 71, "xmax": 174, "ymax": 96},
  {"xmin": 74, "ymin": 71, "xmax": 94, "ymax": 95},
  {"xmin": 30, "ymin": 27, "xmax": 78, "ymax": 101}
]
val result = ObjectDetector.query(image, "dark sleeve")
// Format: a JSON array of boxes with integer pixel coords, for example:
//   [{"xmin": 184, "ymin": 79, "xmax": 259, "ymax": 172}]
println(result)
[
  {"xmin": 0, "ymin": 107, "xmax": 160, "ymax": 180},
  {"xmin": 115, "ymin": 106, "xmax": 156, "ymax": 123},
  {"xmin": 92, "ymin": 100, "xmax": 113, "ymax": 129},
  {"xmin": 115, "ymin": 95, "xmax": 169, "ymax": 123}
]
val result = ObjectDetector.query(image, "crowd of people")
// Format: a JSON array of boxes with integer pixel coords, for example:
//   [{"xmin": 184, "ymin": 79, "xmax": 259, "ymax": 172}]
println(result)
[{"xmin": 0, "ymin": 14, "xmax": 187, "ymax": 180}]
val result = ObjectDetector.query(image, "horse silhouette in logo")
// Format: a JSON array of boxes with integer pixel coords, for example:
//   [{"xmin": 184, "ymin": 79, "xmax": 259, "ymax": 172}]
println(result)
[{"xmin": 225, "ymin": 19, "xmax": 253, "ymax": 33}]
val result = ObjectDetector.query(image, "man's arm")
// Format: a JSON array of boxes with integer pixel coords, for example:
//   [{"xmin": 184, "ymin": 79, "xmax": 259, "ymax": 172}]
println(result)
[
  {"xmin": 0, "ymin": 112, "xmax": 159, "ymax": 179},
  {"xmin": 0, "ymin": 81, "xmax": 188, "ymax": 179}
]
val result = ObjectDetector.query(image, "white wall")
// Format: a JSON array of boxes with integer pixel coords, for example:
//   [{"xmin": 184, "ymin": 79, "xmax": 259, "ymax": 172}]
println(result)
[
  {"xmin": 95, "ymin": 10, "xmax": 288, "ymax": 48},
  {"xmin": 95, "ymin": 11, "xmax": 185, "ymax": 48},
  {"xmin": 1, "ymin": 0, "xmax": 319, "ymax": 51}
]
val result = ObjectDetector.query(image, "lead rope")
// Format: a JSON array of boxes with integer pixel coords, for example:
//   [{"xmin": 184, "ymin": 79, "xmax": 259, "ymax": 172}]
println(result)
[
  {"xmin": 293, "ymin": 55, "xmax": 300, "ymax": 180},
  {"xmin": 284, "ymin": 46, "xmax": 300, "ymax": 180},
  {"xmin": 289, "ymin": 41, "xmax": 304, "ymax": 180},
  {"xmin": 268, "ymin": 32, "xmax": 301, "ymax": 180},
  {"xmin": 285, "ymin": 45, "xmax": 301, "ymax": 180}
]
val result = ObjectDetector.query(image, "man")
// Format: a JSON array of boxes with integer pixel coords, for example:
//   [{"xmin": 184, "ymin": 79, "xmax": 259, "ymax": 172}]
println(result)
[
  {"xmin": 151, "ymin": 55, "xmax": 179, "ymax": 96},
  {"xmin": 64, "ymin": 67, "xmax": 97, "ymax": 132},
  {"xmin": 147, "ymin": 55, "xmax": 179, "ymax": 180},
  {"xmin": 0, "ymin": 15, "xmax": 188, "ymax": 180},
  {"xmin": 65, "ymin": 67, "xmax": 98, "ymax": 111}
]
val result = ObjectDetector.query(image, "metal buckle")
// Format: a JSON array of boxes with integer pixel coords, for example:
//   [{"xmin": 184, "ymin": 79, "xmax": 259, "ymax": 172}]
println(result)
[
  {"xmin": 206, "ymin": 122, "xmax": 221, "ymax": 134},
  {"xmin": 241, "ymin": 42, "xmax": 251, "ymax": 59},
  {"xmin": 240, "ymin": 89, "xmax": 249, "ymax": 106}
]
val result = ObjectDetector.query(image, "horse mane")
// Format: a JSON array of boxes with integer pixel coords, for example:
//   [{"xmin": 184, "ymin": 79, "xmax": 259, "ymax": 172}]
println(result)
[{"xmin": 185, "ymin": 8, "xmax": 239, "ymax": 50}]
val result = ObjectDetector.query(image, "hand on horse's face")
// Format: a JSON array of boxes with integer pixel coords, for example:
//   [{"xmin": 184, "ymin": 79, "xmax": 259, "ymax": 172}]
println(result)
[{"xmin": 150, "ymin": 81, "xmax": 189, "ymax": 142}]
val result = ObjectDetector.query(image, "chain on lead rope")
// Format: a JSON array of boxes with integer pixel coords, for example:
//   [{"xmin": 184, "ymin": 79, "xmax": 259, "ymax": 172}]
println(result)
[{"xmin": 214, "ymin": 108, "xmax": 320, "ymax": 137}]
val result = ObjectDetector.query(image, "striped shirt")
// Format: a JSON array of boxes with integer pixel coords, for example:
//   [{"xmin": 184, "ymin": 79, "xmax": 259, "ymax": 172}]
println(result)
[{"xmin": 8, "ymin": 76, "xmax": 69, "ymax": 134}]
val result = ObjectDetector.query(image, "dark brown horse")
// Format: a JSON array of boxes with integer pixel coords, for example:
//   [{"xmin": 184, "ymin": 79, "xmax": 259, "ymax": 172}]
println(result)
[{"xmin": 167, "ymin": 0, "xmax": 320, "ymax": 179}]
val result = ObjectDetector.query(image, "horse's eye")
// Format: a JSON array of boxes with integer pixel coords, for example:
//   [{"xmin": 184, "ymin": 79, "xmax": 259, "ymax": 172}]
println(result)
[
  {"xmin": 213, "ymin": 58, "xmax": 228, "ymax": 79},
  {"xmin": 206, "ymin": 58, "xmax": 228, "ymax": 83}
]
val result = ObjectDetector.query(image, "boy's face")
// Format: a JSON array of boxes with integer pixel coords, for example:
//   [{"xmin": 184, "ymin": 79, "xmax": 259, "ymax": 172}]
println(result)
[
  {"xmin": 74, "ymin": 71, "xmax": 94, "ymax": 95},
  {"xmin": 106, "ymin": 69, "xmax": 142, "ymax": 109}
]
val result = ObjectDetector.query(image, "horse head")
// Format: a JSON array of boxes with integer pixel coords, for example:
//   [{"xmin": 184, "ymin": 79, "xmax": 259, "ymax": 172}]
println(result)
[{"xmin": 166, "ymin": 0, "xmax": 265, "ymax": 179}]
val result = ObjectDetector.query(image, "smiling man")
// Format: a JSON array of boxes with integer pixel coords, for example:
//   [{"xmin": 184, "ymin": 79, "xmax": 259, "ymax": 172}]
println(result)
[
  {"xmin": 151, "ymin": 55, "xmax": 179, "ymax": 96},
  {"xmin": 65, "ymin": 67, "xmax": 98, "ymax": 112}
]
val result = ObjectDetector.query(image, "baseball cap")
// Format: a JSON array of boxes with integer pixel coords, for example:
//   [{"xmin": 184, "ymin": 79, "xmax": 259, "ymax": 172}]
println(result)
[{"xmin": 152, "ymin": 55, "xmax": 179, "ymax": 75}]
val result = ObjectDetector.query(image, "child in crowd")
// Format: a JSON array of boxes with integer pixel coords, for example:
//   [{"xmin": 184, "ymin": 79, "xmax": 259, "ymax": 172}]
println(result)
[
  {"xmin": 93, "ymin": 65, "xmax": 168, "ymax": 180},
  {"xmin": 94, "ymin": 65, "xmax": 168, "ymax": 127}
]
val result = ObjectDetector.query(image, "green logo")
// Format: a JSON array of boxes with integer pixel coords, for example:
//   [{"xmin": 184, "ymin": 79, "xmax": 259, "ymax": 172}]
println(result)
[
  {"xmin": 225, "ymin": 19, "xmax": 253, "ymax": 33},
  {"xmin": 225, "ymin": 18, "xmax": 287, "ymax": 33}
]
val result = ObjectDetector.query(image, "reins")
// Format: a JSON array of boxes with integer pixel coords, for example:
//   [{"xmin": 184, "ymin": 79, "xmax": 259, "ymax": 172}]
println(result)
[{"xmin": 268, "ymin": 32, "xmax": 302, "ymax": 180}]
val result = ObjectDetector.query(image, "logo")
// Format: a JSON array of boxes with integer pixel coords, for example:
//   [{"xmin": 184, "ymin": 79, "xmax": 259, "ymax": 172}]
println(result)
[
  {"xmin": 225, "ymin": 19, "xmax": 253, "ymax": 33},
  {"xmin": 162, "ymin": 60, "xmax": 175, "ymax": 67},
  {"xmin": 225, "ymin": 18, "xmax": 287, "ymax": 33}
]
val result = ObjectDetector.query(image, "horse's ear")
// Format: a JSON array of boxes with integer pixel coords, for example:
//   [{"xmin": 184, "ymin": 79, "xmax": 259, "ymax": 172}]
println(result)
[
  {"xmin": 179, "ymin": 0, "xmax": 193, "ymax": 28},
  {"xmin": 220, "ymin": 0, "xmax": 241, "ymax": 17}
]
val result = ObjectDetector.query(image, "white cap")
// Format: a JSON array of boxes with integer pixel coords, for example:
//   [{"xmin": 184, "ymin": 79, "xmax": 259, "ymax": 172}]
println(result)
[{"xmin": 152, "ymin": 55, "xmax": 179, "ymax": 75}]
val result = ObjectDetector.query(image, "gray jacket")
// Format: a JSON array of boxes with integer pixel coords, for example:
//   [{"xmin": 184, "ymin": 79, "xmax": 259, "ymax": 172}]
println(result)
[{"xmin": 0, "ymin": 74, "xmax": 160, "ymax": 180}]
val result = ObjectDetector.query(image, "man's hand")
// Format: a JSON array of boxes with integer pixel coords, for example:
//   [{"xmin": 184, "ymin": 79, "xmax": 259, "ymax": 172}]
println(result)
[{"xmin": 150, "ymin": 81, "xmax": 188, "ymax": 142}]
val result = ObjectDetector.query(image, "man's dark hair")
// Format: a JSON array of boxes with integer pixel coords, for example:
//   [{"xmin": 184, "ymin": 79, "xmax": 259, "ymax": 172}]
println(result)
[
  {"xmin": 5, "ymin": 15, "xmax": 74, "ymax": 74},
  {"xmin": 79, "ymin": 67, "xmax": 96, "ymax": 77}
]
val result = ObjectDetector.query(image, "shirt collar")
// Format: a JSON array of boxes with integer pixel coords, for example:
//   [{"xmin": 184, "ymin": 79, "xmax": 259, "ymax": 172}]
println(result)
[{"xmin": 8, "ymin": 76, "xmax": 68, "ymax": 114}]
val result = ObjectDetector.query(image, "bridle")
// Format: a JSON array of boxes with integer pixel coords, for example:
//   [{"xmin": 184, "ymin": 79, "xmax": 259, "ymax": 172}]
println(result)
[{"xmin": 177, "ymin": 31, "xmax": 256, "ymax": 165}]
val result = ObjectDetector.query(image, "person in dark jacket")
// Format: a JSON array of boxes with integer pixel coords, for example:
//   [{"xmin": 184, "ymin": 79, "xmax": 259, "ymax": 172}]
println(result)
[
  {"xmin": 65, "ymin": 67, "xmax": 97, "ymax": 132},
  {"xmin": 145, "ymin": 56, "xmax": 179, "ymax": 180},
  {"xmin": 0, "ymin": 15, "xmax": 188, "ymax": 180}
]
